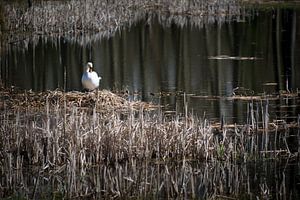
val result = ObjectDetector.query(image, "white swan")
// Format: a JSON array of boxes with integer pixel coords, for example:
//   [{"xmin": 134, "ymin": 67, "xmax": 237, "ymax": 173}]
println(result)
[{"xmin": 81, "ymin": 62, "xmax": 102, "ymax": 90}]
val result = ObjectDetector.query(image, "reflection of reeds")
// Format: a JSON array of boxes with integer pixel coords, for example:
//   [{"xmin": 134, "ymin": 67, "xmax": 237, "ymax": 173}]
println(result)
[{"xmin": 0, "ymin": 87, "xmax": 298, "ymax": 198}]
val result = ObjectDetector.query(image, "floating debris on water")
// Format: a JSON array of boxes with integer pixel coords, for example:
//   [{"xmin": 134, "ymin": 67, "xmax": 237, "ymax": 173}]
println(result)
[{"xmin": 208, "ymin": 55, "xmax": 262, "ymax": 60}]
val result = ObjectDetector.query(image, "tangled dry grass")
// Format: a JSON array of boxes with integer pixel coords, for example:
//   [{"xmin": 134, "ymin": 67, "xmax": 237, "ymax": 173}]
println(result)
[
  {"xmin": 0, "ymin": 86, "xmax": 298, "ymax": 164},
  {"xmin": 0, "ymin": 86, "xmax": 299, "ymax": 198},
  {"xmin": 1, "ymin": 0, "xmax": 243, "ymax": 44},
  {"xmin": 0, "ymin": 86, "xmax": 155, "ymax": 112}
]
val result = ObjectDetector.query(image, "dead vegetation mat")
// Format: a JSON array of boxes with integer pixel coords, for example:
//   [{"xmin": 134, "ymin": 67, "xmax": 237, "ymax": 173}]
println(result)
[{"xmin": 0, "ymin": 86, "xmax": 157, "ymax": 113}]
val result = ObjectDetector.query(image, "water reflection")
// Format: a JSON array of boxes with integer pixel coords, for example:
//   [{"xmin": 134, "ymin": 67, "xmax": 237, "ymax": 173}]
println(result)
[{"xmin": 1, "ymin": 7, "xmax": 300, "ymax": 123}]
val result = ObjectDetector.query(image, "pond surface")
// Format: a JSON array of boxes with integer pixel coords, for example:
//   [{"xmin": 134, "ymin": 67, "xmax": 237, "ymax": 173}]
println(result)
[{"xmin": 1, "ymin": 5, "xmax": 300, "ymax": 123}]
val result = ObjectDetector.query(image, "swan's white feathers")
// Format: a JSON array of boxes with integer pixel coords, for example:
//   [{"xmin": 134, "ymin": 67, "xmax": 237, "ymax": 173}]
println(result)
[{"xmin": 81, "ymin": 62, "xmax": 101, "ymax": 90}]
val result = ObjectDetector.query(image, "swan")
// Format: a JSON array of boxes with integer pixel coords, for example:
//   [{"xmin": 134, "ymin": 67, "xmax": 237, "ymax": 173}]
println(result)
[{"xmin": 81, "ymin": 62, "xmax": 102, "ymax": 90}]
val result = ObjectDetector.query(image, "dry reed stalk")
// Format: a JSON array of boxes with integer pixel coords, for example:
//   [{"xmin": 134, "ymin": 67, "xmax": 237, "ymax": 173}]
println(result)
[{"xmin": 0, "ymin": 87, "xmax": 299, "ymax": 199}]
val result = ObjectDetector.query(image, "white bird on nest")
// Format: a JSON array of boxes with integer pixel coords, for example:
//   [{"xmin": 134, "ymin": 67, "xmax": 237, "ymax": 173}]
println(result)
[{"xmin": 81, "ymin": 62, "xmax": 102, "ymax": 91}]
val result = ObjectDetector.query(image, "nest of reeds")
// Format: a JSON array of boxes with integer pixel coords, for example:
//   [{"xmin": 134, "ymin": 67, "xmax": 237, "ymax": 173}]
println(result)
[{"xmin": 0, "ymin": 86, "xmax": 157, "ymax": 113}]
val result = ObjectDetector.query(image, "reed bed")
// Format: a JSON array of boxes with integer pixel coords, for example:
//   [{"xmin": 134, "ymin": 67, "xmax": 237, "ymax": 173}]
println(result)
[
  {"xmin": 1, "ymin": 0, "xmax": 243, "ymax": 44},
  {"xmin": 2, "ymin": 157, "xmax": 296, "ymax": 199},
  {"xmin": 0, "ymin": 87, "xmax": 299, "ymax": 199}
]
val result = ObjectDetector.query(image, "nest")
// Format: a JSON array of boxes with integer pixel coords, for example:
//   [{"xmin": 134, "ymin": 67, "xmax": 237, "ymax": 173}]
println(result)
[{"xmin": 0, "ymin": 87, "xmax": 157, "ymax": 113}]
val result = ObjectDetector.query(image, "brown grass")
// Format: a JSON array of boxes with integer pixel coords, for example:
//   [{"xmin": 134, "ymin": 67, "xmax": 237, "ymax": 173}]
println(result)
[
  {"xmin": 0, "ymin": 86, "xmax": 297, "ymax": 164},
  {"xmin": 0, "ymin": 87, "xmax": 157, "ymax": 112},
  {"xmin": 1, "ymin": 0, "xmax": 243, "ymax": 44},
  {"xmin": 0, "ymin": 86, "xmax": 299, "ymax": 198}
]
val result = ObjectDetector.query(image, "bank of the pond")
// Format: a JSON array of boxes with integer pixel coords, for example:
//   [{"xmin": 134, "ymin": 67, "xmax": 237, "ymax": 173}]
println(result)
[{"xmin": 0, "ymin": 0, "xmax": 242, "ymax": 44}]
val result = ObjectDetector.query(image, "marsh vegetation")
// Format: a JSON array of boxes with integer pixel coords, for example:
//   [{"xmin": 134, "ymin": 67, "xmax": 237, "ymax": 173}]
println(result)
[
  {"xmin": 0, "ymin": 86, "xmax": 299, "ymax": 199},
  {"xmin": 1, "ymin": 0, "xmax": 243, "ymax": 44}
]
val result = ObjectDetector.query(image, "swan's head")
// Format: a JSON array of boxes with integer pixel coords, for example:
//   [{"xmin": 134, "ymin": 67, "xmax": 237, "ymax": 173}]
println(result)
[{"xmin": 86, "ymin": 62, "xmax": 93, "ymax": 72}]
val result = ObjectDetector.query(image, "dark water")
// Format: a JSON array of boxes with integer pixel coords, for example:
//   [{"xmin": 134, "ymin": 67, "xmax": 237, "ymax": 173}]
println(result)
[{"xmin": 1, "ymin": 6, "xmax": 300, "ymax": 123}]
